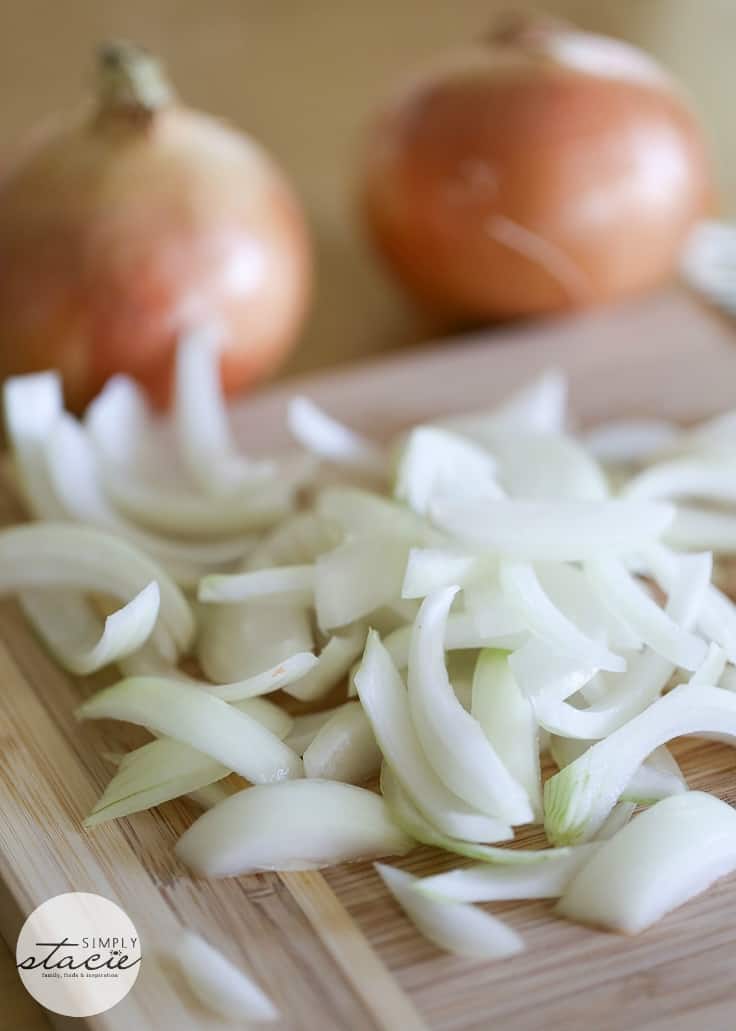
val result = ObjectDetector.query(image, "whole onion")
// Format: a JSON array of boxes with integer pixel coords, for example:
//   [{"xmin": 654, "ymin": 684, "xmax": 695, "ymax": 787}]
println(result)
[
  {"xmin": 0, "ymin": 43, "xmax": 312, "ymax": 410},
  {"xmin": 361, "ymin": 17, "xmax": 713, "ymax": 321}
]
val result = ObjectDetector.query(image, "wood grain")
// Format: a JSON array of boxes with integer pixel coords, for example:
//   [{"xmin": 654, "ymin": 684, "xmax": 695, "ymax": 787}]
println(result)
[{"xmin": 2, "ymin": 289, "xmax": 736, "ymax": 1030}]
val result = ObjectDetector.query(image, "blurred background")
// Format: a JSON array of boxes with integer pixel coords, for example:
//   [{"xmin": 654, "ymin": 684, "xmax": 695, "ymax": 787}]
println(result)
[{"xmin": 0, "ymin": 0, "xmax": 733, "ymax": 376}]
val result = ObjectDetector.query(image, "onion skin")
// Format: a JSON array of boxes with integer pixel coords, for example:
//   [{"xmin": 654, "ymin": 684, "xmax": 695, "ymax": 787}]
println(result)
[
  {"xmin": 0, "ymin": 45, "xmax": 311, "ymax": 411},
  {"xmin": 361, "ymin": 22, "xmax": 713, "ymax": 321}
]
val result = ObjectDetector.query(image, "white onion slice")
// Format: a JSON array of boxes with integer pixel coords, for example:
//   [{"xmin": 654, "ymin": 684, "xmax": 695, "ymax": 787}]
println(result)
[
  {"xmin": 84, "ymin": 374, "xmax": 150, "ymax": 470},
  {"xmin": 535, "ymin": 561, "xmax": 641, "ymax": 652},
  {"xmin": 175, "ymin": 779, "xmax": 413, "ymax": 876},
  {"xmin": 544, "ymin": 684, "xmax": 736, "ymax": 844},
  {"xmin": 316, "ymin": 486, "xmax": 440, "ymax": 545},
  {"xmin": 303, "ymin": 701, "xmax": 381, "ymax": 783},
  {"xmin": 375, "ymin": 863, "xmax": 523, "ymax": 960},
  {"xmin": 625, "ymin": 458, "xmax": 736, "ymax": 504},
  {"xmin": 394, "ymin": 426, "xmax": 500, "ymax": 516},
  {"xmin": 283, "ymin": 624, "xmax": 366, "ymax": 702},
  {"xmin": 442, "ymin": 369, "xmax": 567, "ymax": 438},
  {"xmin": 44, "ymin": 414, "xmax": 254, "ymax": 587},
  {"xmin": 667, "ymin": 506, "xmax": 736, "ymax": 554},
  {"xmin": 174, "ymin": 329, "xmax": 271, "ymax": 495},
  {"xmin": 77, "ymin": 677, "xmax": 302, "ymax": 784},
  {"xmin": 21, "ymin": 581, "xmax": 160, "ymax": 675},
  {"xmin": 471, "ymin": 649, "xmax": 542, "ymax": 819},
  {"xmin": 500, "ymin": 561, "xmax": 625, "ymax": 672},
  {"xmin": 408, "ymin": 588, "xmax": 534, "ymax": 825},
  {"xmin": 288, "ymin": 396, "xmax": 386, "ymax": 477},
  {"xmin": 585, "ymin": 556, "xmax": 705, "ymax": 670},
  {"xmin": 509, "ymin": 638, "xmax": 598, "ymax": 703},
  {"xmin": 432, "ymin": 499, "xmax": 673, "ymax": 561},
  {"xmin": 481, "ymin": 429, "xmax": 608, "ymax": 502},
  {"xmin": 173, "ymin": 931, "xmax": 278, "ymax": 1023},
  {"xmin": 314, "ymin": 533, "xmax": 411, "ymax": 630},
  {"xmin": 206, "ymin": 653, "xmax": 318, "ymax": 702},
  {"xmin": 690, "ymin": 642, "xmax": 728, "ymax": 687},
  {"xmin": 557, "ymin": 792, "xmax": 736, "ymax": 933},
  {"xmin": 382, "ymin": 614, "xmax": 523, "ymax": 672},
  {"xmin": 84, "ymin": 698, "xmax": 292, "ymax": 825},
  {"xmin": 284, "ymin": 706, "xmax": 343, "ymax": 755},
  {"xmin": 582, "ymin": 419, "xmax": 678, "ymax": 464},
  {"xmin": 594, "ymin": 801, "xmax": 636, "ymax": 840},
  {"xmin": 401, "ymin": 548, "xmax": 480, "ymax": 600},
  {"xmin": 550, "ymin": 737, "xmax": 686, "ymax": 805},
  {"xmin": 355, "ymin": 632, "xmax": 512, "ymax": 842},
  {"xmin": 198, "ymin": 565, "xmax": 314, "ymax": 606},
  {"xmin": 0, "ymin": 523, "xmax": 193, "ymax": 658},
  {"xmin": 415, "ymin": 845, "xmax": 595, "ymax": 902},
  {"xmin": 3, "ymin": 371, "xmax": 67, "ymax": 519},
  {"xmin": 245, "ymin": 511, "xmax": 342, "ymax": 569},
  {"xmin": 198, "ymin": 602, "xmax": 314, "ymax": 683}
]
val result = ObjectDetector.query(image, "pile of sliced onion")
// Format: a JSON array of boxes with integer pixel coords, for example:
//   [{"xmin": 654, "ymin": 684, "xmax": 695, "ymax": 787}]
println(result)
[{"xmin": 7, "ymin": 353, "xmax": 736, "ymax": 974}]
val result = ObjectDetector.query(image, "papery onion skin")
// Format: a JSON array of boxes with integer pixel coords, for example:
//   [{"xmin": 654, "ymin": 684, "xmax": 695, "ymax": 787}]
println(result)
[
  {"xmin": 0, "ymin": 43, "xmax": 311, "ymax": 411},
  {"xmin": 360, "ymin": 18, "xmax": 712, "ymax": 320}
]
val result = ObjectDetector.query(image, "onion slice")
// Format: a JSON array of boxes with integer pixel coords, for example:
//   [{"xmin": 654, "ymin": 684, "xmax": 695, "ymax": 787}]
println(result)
[
  {"xmin": 354, "ymin": 632, "xmax": 512, "ymax": 842},
  {"xmin": 415, "ymin": 845, "xmax": 595, "ymax": 902},
  {"xmin": 303, "ymin": 701, "xmax": 381, "ymax": 784},
  {"xmin": 205, "ymin": 653, "xmax": 318, "ymax": 702},
  {"xmin": 3, "ymin": 371, "xmax": 67, "ymax": 519},
  {"xmin": 173, "ymin": 931, "xmax": 278, "ymax": 1023},
  {"xmin": 76, "ymin": 677, "xmax": 303, "ymax": 783},
  {"xmin": 471, "ymin": 649, "xmax": 542, "ymax": 819},
  {"xmin": 314, "ymin": 533, "xmax": 411, "ymax": 630},
  {"xmin": 175, "ymin": 779, "xmax": 413, "ymax": 876},
  {"xmin": 557, "ymin": 792, "xmax": 736, "ymax": 933},
  {"xmin": 198, "ymin": 601, "xmax": 314, "ymax": 683},
  {"xmin": 408, "ymin": 587, "xmax": 534, "ymax": 824},
  {"xmin": 0, "ymin": 523, "xmax": 193, "ymax": 658},
  {"xmin": 375, "ymin": 863, "xmax": 523, "ymax": 960},
  {"xmin": 198, "ymin": 565, "xmax": 314, "ymax": 606},
  {"xmin": 282, "ymin": 624, "xmax": 366, "ymax": 702},
  {"xmin": 431, "ymin": 499, "xmax": 674, "ymax": 561},
  {"xmin": 174, "ymin": 329, "xmax": 271, "ymax": 495},
  {"xmin": 394, "ymin": 426, "xmax": 500, "ymax": 516},
  {"xmin": 544, "ymin": 684, "xmax": 736, "ymax": 844},
  {"xmin": 21, "ymin": 581, "xmax": 160, "ymax": 675},
  {"xmin": 288, "ymin": 396, "xmax": 386, "ymax": 477}
]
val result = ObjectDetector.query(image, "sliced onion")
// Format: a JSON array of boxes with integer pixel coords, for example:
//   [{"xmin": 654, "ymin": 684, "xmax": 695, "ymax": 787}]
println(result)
[
  {"xmin": 500, "ymin": 560, "xmax": 625, "ymax": 672},
  {"xmin": 284, "ymin": 706, "xmax": 344, "ymax": 756},
  {"xmin": 667, "ymin": 506, "xmax": 736, "ymax": 554},
  {"xmin": 245, "ymin": 511, "xmax": 342, "ymax": 569},
  {"xmin": 3, "ymin": 371, "xmax": 66, "ymax": 519},
  {"xmin": 288, "ymin": 396, "xmax": 386, "ymax": 477},
  {"xmin": 509, "ymin": 638, "xmax": 598, "ymax": 703},
  {"xmin": 45, "ymin": 414, "xmax": 255, "ymax": 586},
  {"xmin": 431, "ymin": 499, "xmax": 673, "ymax": 561},
  {"xmin": 206, "ymin": 653, "xmax": 319, "ymax": 702},
  {"xmin": 550, "ymin": 737, "xmax": 686, "ymax": 805},
  {"xmin": 375, "ymin": 863, "xmax": 523, "ymax": 960},
  {"xmin": 442, "ymin": 370, "xmax": 567, "ymax": 439},
  {"xmin": 77, "ymin": 677, "xmax": 302, "ymax": 783},
  {"xmin": 415, "ymin": 845, "xmax": 594, "ymax": 902},
  {"xmin": 354, "ymin": 632, "xmax": 512, "ymax": 842},
  {"xmin": 198, "ymin": 601, "xmax": 314, "ymax": 683},
  {"xmin": 544, "ymin": 684, "xmax": 736, "ymax": 844},
  {"xmin": 314, "ymin": 533, "xmax": 411, "ymax": 630},
  {"xmin": 401, "ymin": 547, "xmax": 480, "ymax": 599},
  {"xmin": 316, "ymin": 486, "xmax": 440, "ymax": 545},
  {"xmin": 480, "ymin": 429, "xmax": 608, "ymax": 502},
  {"xmin": 408, "ymin": 588, "xmax": 534, "ymax": 825},
  {"xmin": 535, "ymin": 561, "xmax": 641, "ymax": 652},
  {"xmin": 173, "ymin": 931, "xmax": 278, "ymax": 1023},
  {"xmin": 84, "ymin": 698, "xmax": 292, "ymax": 825},
  {"xmin": 585, "ymin": 556, "xmax": 705, "ymax": 670},
  {"xmin": 174, "ymin": 329, "xmax": 271, "ymax": 495},
  {"xmin": 84, "ymin": 374, "xmax": 150, "ymax": 470},
  {"xmin": 460, "ymin": 580, "xmax": 528, "ymax": 639},
  {"xmin": 471, "ymin": 649, "xmax": 542, "ymax": 819},
  {"xmin": 21, "ymin": 581, "xmax": 160, "ymax": 675},
  {"xmin": 625, "ymin": 458, "xmax": 736, "ymax": 504},
  {"xmin": 382, "ymin": 614, "xmax": 523, "ymax": 671},
  {"xmin": 198, "ymin": 565, "xmax": 314, "ymax": 606},
  {"xmin": 394, "ymin": 426, "xmax": 500, "ymax": 516},
  {"xmin": 282, "ymin": 624, "xmax": 366, "ymax": 702},
  {"xmin": 175, "ymin": 779, "xmax": 413, "ymax": 876},
  {"xmin": 557, "ymin": 792, "xmax": 736, "ymax": 933},
  {"xmin": 303, "ymin": 701, "xmax": 381, "ymax": 783},
  {"xmin": 582, "ymin": 419, "xmax": 679, "ymax": 465},
  {"xmin": 0, "ymin": 523, "xmax": 193, "ymax": 658}
]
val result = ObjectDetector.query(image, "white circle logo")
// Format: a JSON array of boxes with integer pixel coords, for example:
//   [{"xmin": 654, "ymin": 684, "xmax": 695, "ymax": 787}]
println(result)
[{"xmin": 16, "ymin": 893, "xmax": 141, "ymax": 1017}]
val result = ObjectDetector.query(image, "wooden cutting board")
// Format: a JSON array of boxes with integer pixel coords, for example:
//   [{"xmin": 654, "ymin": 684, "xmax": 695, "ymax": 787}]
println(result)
[{"xmin": 3, "ymin": 288, "xmax": 736, "ymax": 1031}]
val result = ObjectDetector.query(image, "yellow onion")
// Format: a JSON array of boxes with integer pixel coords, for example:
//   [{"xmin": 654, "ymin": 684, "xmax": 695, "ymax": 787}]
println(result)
[
  {"xmin": 0, "ymin": 43, "xmax": 312, "ymax": 410},
  {"xmin": 361, "ymin": 16, "xmax": 713, "ymax": 321}
]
